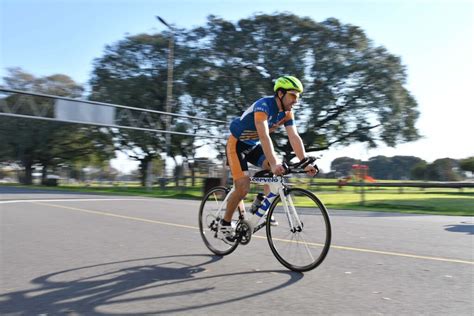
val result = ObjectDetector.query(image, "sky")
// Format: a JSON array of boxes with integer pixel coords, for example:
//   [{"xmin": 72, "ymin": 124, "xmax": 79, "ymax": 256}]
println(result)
[{"xmin": 1, "ymin": 0, "xmax": 473, "ymax": 173}]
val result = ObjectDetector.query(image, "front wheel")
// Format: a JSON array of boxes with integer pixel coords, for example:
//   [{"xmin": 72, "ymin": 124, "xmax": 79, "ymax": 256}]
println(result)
[
  {"xmin": 266, "ymin": 188, "xmax": 331, "ymax": 272},
  {"xmin": 199, "ymin": 186, "xmax": 239, "ymax": 256}
]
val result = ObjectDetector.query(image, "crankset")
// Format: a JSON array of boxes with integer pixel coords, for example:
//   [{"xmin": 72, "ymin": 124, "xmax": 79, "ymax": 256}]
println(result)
[{"xmin": 236, "ymin": 220, "xmax": 253, "ymax": 245}]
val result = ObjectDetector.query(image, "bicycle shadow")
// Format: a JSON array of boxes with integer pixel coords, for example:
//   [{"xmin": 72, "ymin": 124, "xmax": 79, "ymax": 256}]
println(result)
[{"xmin": 0, "ymin": 254, "xmax": 303, "ymax": 315}]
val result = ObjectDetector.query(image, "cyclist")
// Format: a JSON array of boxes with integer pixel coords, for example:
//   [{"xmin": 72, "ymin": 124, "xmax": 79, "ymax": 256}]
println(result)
[{"xmin": 219, "ymin": 75, "xmax": 318, "ymax": 240}]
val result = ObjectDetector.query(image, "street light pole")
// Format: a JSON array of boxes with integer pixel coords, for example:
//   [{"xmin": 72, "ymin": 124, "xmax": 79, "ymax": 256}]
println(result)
[{"xmin": 156, "ymin": 16, "xmax": 174, "ymax": 155}]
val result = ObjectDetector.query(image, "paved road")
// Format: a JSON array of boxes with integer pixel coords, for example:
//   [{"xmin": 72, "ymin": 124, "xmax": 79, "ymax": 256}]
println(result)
[{"xmin": 0, "ymin": 187, "xmax": 472, "ymax": 315}]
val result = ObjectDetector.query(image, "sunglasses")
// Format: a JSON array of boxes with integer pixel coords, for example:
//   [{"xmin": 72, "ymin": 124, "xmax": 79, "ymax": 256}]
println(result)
[{"xmin": 286, "ymin": 90, "xmax": 300, "ymax": 98}]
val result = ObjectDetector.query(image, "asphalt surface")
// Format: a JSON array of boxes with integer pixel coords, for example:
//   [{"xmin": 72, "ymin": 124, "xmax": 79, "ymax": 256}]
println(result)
[{"xmin": 0, "ymin": 186, "xmax": 473, "ymax": 315}]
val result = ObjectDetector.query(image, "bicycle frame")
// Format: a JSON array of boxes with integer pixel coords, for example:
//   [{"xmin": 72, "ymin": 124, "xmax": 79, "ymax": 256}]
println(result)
[
  {"xmin": 200, "ymin": 161, "xmax": 331, "ymax": 271},
  {"xmin": 213, "ymin": 176, "xmax": 303, "ymax": 234}
]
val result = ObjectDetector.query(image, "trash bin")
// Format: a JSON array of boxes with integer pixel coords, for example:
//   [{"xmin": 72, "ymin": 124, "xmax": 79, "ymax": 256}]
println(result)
[
  {"xmin": 45, "ymin": 178, "xmax": 58, "ymax": 186},
  {"xmin": 203, "ymin": 178, "xmax": 221, "ymax": 194},
  {"xmin": 157, "ymin": 177, "xmax": 168, "ymax": 190},
  {"xmin": 43, "ymin": 175, "xmax": 59, "ymax": 186}
]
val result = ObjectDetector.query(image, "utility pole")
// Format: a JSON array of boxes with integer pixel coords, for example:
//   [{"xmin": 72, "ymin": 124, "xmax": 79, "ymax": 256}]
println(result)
[
  {"xmin": 156, "ymin": 16, "xmax": 175, "ymax": 189},
  {"xmin": 156, "ymin": 16, "xmax": 174, "ymax": 155}
]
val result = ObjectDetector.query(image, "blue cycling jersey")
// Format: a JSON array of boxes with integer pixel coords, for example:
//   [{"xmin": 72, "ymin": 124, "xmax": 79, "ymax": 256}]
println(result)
[{"xmin": 229, "ymin": 96, "xmax": 294, "ymax": 145}]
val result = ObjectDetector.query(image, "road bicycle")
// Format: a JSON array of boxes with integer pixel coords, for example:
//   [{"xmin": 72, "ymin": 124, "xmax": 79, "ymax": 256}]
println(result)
[{"xmin": 198, "ymin": 159, "xmax": 331, "ymax": 272}]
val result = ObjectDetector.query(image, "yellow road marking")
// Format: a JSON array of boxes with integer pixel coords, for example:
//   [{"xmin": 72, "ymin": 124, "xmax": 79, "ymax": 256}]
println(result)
[
  {"xmin": 0, "ymin": 198, "xmax": 154, "ymax": 204},
  {"xmin": 260, "ymin": 236, "xmax": 473, "ymax": 265},
  {"xmin": 330, "ymin": 245, "xmax": 474, "ymax": 264},
  {"xmin": 35, "ymin": 202, "xmax": 473, "ymax": 265},
  {"xmin": 35, "ymin": 202, "xmax": 198, "ymax": 230}
]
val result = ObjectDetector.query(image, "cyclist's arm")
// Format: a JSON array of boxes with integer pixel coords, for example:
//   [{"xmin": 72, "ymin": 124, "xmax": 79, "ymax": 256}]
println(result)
[
  {"xmin": 286, "ymin": 124, "xmax": 306, "ymax": 160},
  {"xmin": 255, "ymin": 113, "xmax": 279, "ymax": 167}
]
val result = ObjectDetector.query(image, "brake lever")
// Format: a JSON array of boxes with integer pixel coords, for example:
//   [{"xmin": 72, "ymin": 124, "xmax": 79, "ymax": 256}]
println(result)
[{"xmin": 292, "ymin": 157, "xmax": 312, "ymax": 169}]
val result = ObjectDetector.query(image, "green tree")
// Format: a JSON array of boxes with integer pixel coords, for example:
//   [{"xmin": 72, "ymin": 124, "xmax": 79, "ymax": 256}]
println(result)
[
  {"xmin": 425, "ymin": 158, "xmax": 462, "ymax": 181},
  {"xmin": 390, "ymin": 156, "xmax": 424, "ymax": 180},
  {"xmin": 89, "ymin": 33, "xmax": 201, "ymax": 186},
  {"xmin": 459, "ymin": 157, "xmax": 474, "ymax": 173},
  {"xmin": 89, "ymin": 13, "xmax": 420, "ymax": 177},
  {"xmin": 367, "ymin": 155, "xmax": 424, "ymax": 180},
  {"xmin": 183, "ymin": 14, "xmax": 420, "ymax": 160},
  {"xmin": 411, "ymin": 161, "xmax": 428, "ymax": 180},
  {"xmin": 89, "ymin": 31, "xmax": 223, "ymax": 186},
  {"xmin": 330, "ymin": 157, "xmax": 357, "ymax": 177},
  {"xmin": 365, "ymin": 155, "xmax": 392, "ymax": 179},
  {"xmin": 0, "ymin": 68, "xmax": 114, "ymax": 184}
]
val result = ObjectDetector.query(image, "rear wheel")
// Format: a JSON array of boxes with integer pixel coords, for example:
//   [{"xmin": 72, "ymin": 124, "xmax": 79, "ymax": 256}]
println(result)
[
  {"xmin": 199, "ymin": 186, "xmax": 239, "ymax": 256},
  {"xmin": 266, "ymin": 188, "xmax": 331, "ymax": 272}
]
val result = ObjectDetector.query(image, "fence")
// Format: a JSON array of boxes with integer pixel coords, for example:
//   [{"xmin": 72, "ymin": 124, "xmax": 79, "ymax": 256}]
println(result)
[
  {"xmin": 312, "ymin": 181, "xmax": 474, "ymax": 190},
  {"xmin": 0, "ymin": 88, "xmax": 228, "ymax": 186}
]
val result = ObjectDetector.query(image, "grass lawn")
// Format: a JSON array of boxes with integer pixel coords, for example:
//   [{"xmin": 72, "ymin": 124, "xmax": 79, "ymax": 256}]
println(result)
[
  {"xmin": 317, "ymin": 192, "xmax": 473, "ymax": 216},
  {"xmin": 2, "ymin": 183, "xmax": 473, "ymax": 216}
]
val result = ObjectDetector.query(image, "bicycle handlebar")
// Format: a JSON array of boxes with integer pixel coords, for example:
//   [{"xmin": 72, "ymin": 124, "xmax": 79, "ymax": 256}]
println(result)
[{"xmin": 253, "ymin": 156, "xmax": 319, "ymax": 178}]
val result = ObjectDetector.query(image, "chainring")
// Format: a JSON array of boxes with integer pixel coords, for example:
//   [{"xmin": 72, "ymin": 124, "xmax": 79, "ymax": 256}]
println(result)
[{"xmin": 236, "ymin": 220, "xmax": 253, "ymax": 245}]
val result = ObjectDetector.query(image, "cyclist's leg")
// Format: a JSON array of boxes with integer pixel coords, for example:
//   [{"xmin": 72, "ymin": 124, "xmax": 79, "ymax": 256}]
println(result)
[
  {"xmin": 246, "ymin": 147, "xmax": 279, "ymax": 224},
  {"xmin": 224, "ymin": 136, "xmax": 251, "ymax": 223},
  {"xmin": 258, "ymin": 158, "xmax": 278, "ymax": 225},
  {"xmin": 260, "ymin": 159, "xmax": 271, "ymax": 195},
  {"xmin": 224, "ymin": 177, "xmax": 249, "ymax": 222},
  {"xmin": 247, "ymin": 145, "xmax": 271, "ymax": 196}
]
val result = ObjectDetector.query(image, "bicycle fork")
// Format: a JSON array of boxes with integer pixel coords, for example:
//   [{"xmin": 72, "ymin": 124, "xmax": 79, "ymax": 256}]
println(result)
[
  {"xmin": 252, "ymin": 184, "xmax": 303, "ymax": 234},
  {"xmin": 279, "ymin": 187, "xmax": 304, "ymax": 233}
]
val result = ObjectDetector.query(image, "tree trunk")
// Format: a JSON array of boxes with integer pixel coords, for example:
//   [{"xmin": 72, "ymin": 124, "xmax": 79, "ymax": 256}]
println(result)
[
  {"xmin": 21, "ymin": 161, "xmax": 33, "ymax": 185},
  {"xmin": 172, "ymin": 157, "xmax": 180, "ymax": 188},
  {"xmin": 139, "ymin": 156, "xmax": 153, "ymax": 187},
  {"xmin": 41, "ymin": 163, "xmax": 48, "ymax": 185},
  {"xmin": 139, "ymin": 160, "xmax": 147, "ymax": 187}
]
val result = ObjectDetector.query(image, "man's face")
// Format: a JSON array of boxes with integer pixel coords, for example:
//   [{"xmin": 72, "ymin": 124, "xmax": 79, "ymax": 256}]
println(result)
[{"xmin": 280, "ymin": 90, "xmax": 300, "ymax": 110}]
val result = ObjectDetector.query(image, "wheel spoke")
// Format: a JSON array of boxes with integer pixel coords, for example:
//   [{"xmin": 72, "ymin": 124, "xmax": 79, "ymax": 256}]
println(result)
[
  {"xmin": 199, "ymin": 187, "xmax": 239, "ymax": 256},
  {"xmin": 295, "ymin": 231, "xmax": 316, "ymax": 262},
  {"xmin": 267, "ymin": 188, "xmax": 331, "ymax": 272}
]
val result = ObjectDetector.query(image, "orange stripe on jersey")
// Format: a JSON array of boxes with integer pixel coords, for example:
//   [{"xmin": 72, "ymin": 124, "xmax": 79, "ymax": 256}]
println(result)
[
  {"xmin": 226, "ymin": 135, "xmax": 246, "ymax": 180},
  {"xmin": 240, "ymin": 130, "xmax": 259, "ymax": 137}
]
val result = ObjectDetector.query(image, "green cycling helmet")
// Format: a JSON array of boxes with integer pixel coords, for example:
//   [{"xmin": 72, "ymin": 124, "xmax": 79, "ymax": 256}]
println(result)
[{"xmin": 273, "ymin": 76, "xmax": 304, "ymax": 93}]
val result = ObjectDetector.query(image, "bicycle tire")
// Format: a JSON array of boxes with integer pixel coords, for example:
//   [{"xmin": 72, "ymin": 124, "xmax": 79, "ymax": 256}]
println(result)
[
  {"xmin": 199, "ymin": 186, "xmax": 239, "ymax": 256},
  {"xmin": 266, "ymin": 188, "xmax": 331, "ymax": 272}
]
